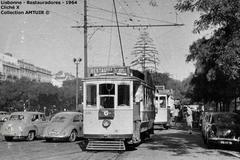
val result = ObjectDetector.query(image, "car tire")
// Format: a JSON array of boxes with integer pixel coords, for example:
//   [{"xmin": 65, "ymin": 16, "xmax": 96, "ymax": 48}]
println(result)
[
  {"xmin": 27, "ymin": 131, "xmax": 35, "ymax": 141},
  {"xmin": 68, "ymin": 130, "xmax": 77, "ymax": 142},
  {"xmin": 5, "ymin": 136, "xmax": 13, "ymax": 141},
  {"xmin": 163, "ymin": 124, "xmax": 169, "ymax": 130}
]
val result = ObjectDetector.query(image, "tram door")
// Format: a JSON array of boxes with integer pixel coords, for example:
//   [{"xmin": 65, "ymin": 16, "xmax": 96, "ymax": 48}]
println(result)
[{"xmin": 154, "ymin": 95, "xmax": 168, "ymax": 128}]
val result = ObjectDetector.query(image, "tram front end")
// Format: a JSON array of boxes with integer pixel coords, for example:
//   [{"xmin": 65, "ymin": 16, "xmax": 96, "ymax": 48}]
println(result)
[{"xmin": 83, "ymin": 79, "xmax": 134, "ymax": 151}]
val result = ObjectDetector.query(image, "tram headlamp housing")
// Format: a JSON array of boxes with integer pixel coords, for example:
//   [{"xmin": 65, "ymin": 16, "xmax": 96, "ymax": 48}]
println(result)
[{"xmin": 102, "ymin": 119, "xmax": 111, "ymax": 128}]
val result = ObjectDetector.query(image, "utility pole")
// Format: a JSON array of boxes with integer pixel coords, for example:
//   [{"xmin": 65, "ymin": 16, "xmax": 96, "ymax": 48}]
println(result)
[
  {"xmin": 84, "ymin": 0, "xmax": 88, "ymax": 78},
  {"xmin": 73, "ymin": 58, "xmax": 82, "ymax": 111}
]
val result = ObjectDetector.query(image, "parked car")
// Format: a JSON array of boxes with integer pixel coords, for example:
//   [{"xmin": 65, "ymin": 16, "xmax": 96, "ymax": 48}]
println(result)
[
  {"xmin": 0, "ymin": 111, "xmax": 10, "ymax": 122},
  {"xmin": 1, "ymin": 112, "xmax": 48, "ymax": 141},
  {"xmin": 43, "ymin": 112, "xmax": 83, "ymax": 142},
  {"xmin": 201, "ymin": 112, "xmax": 240, "ymax": 148}
]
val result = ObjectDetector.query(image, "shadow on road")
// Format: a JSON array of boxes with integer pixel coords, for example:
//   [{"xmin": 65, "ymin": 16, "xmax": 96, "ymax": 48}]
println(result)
[{"xmin": 141, "ymin": 123, "xmax": 215, "ymax": 156}]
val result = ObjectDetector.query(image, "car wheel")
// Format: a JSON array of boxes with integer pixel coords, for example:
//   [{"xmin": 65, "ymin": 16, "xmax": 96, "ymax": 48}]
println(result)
[
  {"xmin": 68, "ymin": 130, "xmax": 77, "ymax": 142},
  {"xmin": 27, "ymin": 131, "xmax": 35, "ymax": 141},
  {"xmin": 5, "ymin": 136, "xmax": 13, "ymax": 141},
  {"xmin": 45, "ymin": 138, "xmax": 53, "ymax": 142},
  {"xmin": 163, "ymin": 124, "xmax": 169, "ymax": 130}
]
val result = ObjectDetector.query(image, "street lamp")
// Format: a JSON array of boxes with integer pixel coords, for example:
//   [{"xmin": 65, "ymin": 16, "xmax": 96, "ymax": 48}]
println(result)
[{"xmin": 73, "ymin": 58, "xmax": 82, "ymax": 111}]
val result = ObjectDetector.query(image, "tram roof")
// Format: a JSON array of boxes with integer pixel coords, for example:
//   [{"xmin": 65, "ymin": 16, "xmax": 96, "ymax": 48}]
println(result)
[{"xmin": 83, "ymin": 66, "xmax": 154, "ymax": 88}]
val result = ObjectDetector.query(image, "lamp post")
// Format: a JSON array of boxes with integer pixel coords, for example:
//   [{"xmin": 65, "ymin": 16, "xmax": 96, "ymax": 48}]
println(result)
[{"xmin": 73, "ymin": 58, "xmax": 82, "ymax": 111}]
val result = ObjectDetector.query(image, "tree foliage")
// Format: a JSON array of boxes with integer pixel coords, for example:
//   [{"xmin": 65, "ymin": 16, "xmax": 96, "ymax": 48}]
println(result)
[
  {"xmin": 0, "ymin": 78, "xmax": 83, "ymax": 115},
  {"xmin": 131, "ymin": 31, "xmax": 159, "ymax": 72},
  {"xmin": 175, "ymin": 0, "xmax": 240, "ymax": 109},
  {"xmin": 151, "ymin": 72, "xmax": 186, "ymax": 100}
]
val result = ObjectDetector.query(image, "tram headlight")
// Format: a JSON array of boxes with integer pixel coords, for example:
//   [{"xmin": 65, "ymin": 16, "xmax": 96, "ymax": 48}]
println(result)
[{"xmin": 102, "ymin": 119, "xmax": 111, "ymax": 128}]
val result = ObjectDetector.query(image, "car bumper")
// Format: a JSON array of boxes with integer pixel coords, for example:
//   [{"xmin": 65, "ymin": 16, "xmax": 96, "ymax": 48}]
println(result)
[
  {"xmin": 43, "ymin": 132, "xmax": 69, "ymax": 139},
  {"xmin": 2, "ymin": 131, "xmax": 26, "ymax": 137},
  {"xmin": 208, "ymin": 137, "xmax": 240, "ymax": 146}
]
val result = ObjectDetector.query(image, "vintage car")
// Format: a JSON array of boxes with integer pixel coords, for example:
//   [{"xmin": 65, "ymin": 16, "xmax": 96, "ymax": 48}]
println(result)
[
  {"xmin": 202, "ymin": 112, "xmax": 240, "ymax": 147},
  {"xmin": 1, "ymin": 112, "xmax": 48, "ymax": 141},
  {"xmin": 0, "ymin": 111, "xmax": 10, "ymax": 122},
  {"xmin": 43, "ymin": 112, "xmax": 83, "ymax": 142}
]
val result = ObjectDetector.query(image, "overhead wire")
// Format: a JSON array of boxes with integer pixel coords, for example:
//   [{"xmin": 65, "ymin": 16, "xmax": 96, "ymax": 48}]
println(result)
[{"xmin": 87, "ymin": 3, "xmax": 177, "ymax": 25}]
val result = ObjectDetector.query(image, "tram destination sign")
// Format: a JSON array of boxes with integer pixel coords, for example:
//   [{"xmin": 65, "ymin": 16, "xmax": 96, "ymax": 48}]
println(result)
[{"xmin": 88, "ymin": 66, "xmax": 130, "ymax": 76}]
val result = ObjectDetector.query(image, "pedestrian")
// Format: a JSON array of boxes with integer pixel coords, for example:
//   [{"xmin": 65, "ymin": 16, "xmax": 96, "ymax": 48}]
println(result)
[
  {"xmin": 183, "ymin": 105, "xmax": 193, "ymax": 134},
  {"xmin": 172, "ymin": 105, "xmax": 180, "ymax": 127}
]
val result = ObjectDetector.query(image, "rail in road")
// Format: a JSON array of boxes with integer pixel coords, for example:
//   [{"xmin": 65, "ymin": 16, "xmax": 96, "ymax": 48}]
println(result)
[{"xmin": 0, "ymin": 124, "xmax": 240, "ymax": 160}]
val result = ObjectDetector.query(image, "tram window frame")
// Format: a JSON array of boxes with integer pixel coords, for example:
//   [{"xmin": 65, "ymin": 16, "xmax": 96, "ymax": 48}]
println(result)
[
  {"xmin": 99, "ymin": 83, "xmax": 115, "ymax": 109},
  {"xmin": 100, "ymin": 96, "xmax": 114, "ymax": 109},
  {"xmin": 86, "ymin": 84, "xmax": 97, "ymax": 107},
  {"xmin": 159, "ymin": 96, "xmax": 167, "ymax": 108},
  {"xmin": 99, "ymin": 83, "xmax": 115, "ymax": 95},
  {"xmin": 117, "ymin": 84, "xmax": 130, "ymax": 107}
]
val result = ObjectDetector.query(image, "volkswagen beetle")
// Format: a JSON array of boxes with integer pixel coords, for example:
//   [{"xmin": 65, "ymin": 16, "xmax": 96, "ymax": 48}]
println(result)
[{"xmin": 43, "ymin": 112, "xmax": 83, "ymax": 142}]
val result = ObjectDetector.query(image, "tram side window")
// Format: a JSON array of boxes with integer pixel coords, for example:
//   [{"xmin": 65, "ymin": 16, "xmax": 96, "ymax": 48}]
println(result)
[
  {"xmin": 118, "ymin": 85, "xmax": 130, "ymax": 106},
  {"xmin": 86, "ymin": 84, "xmax": 96, "ymax": 106}
]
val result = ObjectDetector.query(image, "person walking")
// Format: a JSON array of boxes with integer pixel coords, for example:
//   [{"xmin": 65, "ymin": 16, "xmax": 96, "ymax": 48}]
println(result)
[
  {"xmin": 172, "ymin": 106, "xmax": 180, "ymax": 127},
  {"xmin": 183, "ymin": 105, "xmax": 193, "ymax": 134}
]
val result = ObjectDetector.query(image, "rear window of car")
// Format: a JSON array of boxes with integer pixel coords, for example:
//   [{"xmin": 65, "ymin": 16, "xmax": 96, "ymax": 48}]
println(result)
[
  {"xmin": 9, "ymin": 115, "xmax": 24, "ymax": 121},
  {"xmin": 51, "ymin": 115, "xmax": 67, "ymax": 122}
]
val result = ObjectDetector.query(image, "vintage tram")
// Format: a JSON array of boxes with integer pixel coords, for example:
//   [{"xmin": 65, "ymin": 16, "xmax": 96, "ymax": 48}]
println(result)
[
  {"xmin": 154, "ymin": 86, "xmax": 174, "ymax": 129},
  {"xmin": 82, "ymin": 66, "xmax": 155, "ymax": 150}
]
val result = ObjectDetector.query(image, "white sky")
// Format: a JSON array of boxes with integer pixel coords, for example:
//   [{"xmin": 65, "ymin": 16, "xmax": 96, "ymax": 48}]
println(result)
[{"xmin": 0, "ymin": 0, "xmax": 206, "ymax": 80}]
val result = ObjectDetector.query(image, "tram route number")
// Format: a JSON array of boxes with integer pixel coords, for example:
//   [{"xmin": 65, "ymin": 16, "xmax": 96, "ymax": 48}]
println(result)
[{"xmin": 65, "ymin": 1, "xmax": 77, "ymax": 5}]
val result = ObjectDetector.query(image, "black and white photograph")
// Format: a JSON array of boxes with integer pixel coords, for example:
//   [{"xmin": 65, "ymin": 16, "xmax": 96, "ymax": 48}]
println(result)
[{"xmin": 0, "ymin": 0, "xmax": 240, "ymax": 159}]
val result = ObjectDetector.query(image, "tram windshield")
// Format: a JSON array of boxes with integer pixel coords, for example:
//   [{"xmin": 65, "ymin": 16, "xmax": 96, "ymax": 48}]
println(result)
[
  {"xmin": 86, "ymin": 83, "xmax": 130, "ymax": 108},
  {"xmin": 99, "ymin": 83, "xmax": 115, "ymax": 109}
]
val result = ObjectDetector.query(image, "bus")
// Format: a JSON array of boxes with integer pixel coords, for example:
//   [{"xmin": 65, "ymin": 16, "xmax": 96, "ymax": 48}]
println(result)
[{"xmin": 82, "ymin": 66, "xmax": 155, "ymax": 150}]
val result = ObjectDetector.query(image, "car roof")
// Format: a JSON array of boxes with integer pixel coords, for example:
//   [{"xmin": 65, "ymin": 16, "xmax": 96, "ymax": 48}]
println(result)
[
  {"xmin": 55, "ymin": 111, "xmax": 82, "ymax": 115},
  {"xmin": 11, "ymin": 111, "xmax": 44, "ymax": 115}
]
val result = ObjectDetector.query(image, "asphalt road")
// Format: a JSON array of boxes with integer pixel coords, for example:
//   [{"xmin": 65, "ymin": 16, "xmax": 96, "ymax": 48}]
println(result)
[{"xmin": 0, "ymin": 124, "xmax": 240, "ymax": 160}]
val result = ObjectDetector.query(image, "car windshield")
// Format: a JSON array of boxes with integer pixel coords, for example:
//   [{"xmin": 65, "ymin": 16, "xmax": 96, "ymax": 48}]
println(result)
[
  {"xmin": 9, "ymin": 115, "xmax": 24, "ymax": 121},
  {"xmin": 212, "ymin": 114, "xmax": 240, "ymax": 124},
  {"xmin": 51, "ymin": 115, "xmax": 69, "ymax": 122}
]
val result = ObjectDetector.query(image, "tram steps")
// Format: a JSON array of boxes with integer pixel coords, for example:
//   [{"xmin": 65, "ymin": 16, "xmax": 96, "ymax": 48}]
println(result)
[{"xmin": 86, "ymin": 140, "xmax": 126, "ymax": 151}]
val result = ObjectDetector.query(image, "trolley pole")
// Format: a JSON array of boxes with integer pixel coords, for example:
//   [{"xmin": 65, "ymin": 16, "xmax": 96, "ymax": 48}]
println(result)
[{"xmin": 73, "ymin": 58, "xmax": 82, "ymax": 111}]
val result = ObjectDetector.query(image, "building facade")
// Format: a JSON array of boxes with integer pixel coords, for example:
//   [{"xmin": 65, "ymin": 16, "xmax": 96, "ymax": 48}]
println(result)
[
  {"xmin": 0, "ymin": 53, "xmax": 52, "ymax": 82},
  {"xmin": 51, "ymin": 71, "xmax": 75, "ymax": 87}
]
